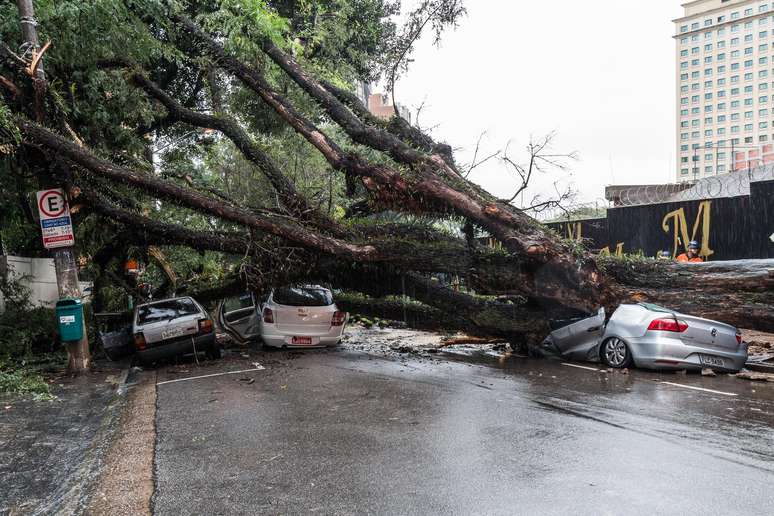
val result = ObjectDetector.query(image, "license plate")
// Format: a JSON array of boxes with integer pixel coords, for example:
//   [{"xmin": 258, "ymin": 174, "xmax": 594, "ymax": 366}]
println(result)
[
  {"xmin": 291, "ymin": 336, "xmax": 312, "ymax": 345},
  {"xmin": 699, "ymin": 354, "xmax": 726, "ymax": 368},
  {"xmin": 162, "ymin": 327, "xmax": 185, "ymax": 340}
]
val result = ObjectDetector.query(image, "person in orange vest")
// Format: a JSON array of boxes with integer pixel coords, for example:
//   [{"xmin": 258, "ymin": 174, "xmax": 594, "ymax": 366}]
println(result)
[{"xmin": 676, "ymin": 241, "xmax": 704, "ymax": 263}]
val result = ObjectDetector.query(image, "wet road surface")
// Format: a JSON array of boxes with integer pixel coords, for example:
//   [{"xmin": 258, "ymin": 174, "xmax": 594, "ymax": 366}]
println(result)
[{"xmin": 152, "ymin": 341, "xmax": 774, "ymax": 515}]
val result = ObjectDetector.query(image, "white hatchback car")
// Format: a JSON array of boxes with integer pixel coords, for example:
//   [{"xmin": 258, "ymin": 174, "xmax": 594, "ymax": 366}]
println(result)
[{"xmin": 259, "ymin": 286, "xmax": 347, "ymax": 348}]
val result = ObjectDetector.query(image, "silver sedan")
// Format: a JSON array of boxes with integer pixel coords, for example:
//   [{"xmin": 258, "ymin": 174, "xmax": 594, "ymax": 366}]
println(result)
[{"xmin": 540, "ymin": 303, "xmax": 748, "ymax": 372}]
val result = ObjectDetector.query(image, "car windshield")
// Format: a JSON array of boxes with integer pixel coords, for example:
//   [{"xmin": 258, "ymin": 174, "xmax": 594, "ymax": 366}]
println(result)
[
  {"xmin": 272, "ymin": 287, "xmax": 333, "ymax": 307},
  {"xmin": 638, "ymin": 302, "xmax": 673, "ymax": 314},
  {"xmin": 137, "ymin": 298, "xmax": 200, "ymax": 325}
]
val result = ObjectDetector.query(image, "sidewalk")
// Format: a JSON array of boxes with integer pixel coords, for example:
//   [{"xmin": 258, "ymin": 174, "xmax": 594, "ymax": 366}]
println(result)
[{"xmin": 0, "ymin": 362, "xmax": 127, "ymax": 515}]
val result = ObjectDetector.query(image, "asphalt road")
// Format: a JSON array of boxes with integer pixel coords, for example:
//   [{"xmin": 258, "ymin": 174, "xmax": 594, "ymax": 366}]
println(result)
[{"xmin": 152, "ymin": 342, "xmax": 774, "ymax": 515}]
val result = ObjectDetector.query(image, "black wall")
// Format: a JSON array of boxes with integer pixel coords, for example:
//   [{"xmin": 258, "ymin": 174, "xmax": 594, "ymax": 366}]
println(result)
[{"xmin": 547, "ymin": 180, "xmax": 774, "ymax": 260}]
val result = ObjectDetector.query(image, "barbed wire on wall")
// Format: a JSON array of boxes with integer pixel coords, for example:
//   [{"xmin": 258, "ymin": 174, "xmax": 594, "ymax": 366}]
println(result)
[{"xmin": 606, "ymin": 165, "xmax": 774, "ymax": 208}]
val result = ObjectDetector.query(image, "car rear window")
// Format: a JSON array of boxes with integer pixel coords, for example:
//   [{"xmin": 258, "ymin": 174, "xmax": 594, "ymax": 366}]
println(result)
[
  {"xmin": 137, "ymin": 298, "xmax": 200, "ymax": 325},
  {"xmin": 272, "ymin": 287, "xmax": 333, "ymax": 307},
  {"xmin": 638, "ymin": 303, "xmax": 673, "ymax": 313}
]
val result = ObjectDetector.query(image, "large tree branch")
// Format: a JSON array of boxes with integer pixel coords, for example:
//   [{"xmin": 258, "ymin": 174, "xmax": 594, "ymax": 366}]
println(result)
[{"xmin": 17, "ymin": 117, "xmax": 377, "ymax": 260}]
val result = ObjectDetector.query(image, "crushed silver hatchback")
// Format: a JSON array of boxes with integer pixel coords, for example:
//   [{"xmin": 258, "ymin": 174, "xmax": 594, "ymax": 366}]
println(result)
[
  {"xmin": 540, "ymin": 303, "xmax": 748, "ymax": 372},
  {"xmin": 259, "ymin": 285, "xmax": 347, "ymax": 349}
]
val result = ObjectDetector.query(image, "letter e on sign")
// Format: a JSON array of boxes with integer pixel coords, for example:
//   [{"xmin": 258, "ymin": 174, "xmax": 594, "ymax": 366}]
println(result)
[{"xmin": 36, "ymin": 189, "xmax": 75, "ymax": 249}]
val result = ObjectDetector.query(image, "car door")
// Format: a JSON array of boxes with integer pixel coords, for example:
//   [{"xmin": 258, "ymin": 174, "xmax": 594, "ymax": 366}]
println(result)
[
  {"xmin": 550, "ymin": 307, "xmax": 606, "ymax": 360},
  {"xmin": 217, "ymin": 293, "xmax": 261, "ymax": 342}
]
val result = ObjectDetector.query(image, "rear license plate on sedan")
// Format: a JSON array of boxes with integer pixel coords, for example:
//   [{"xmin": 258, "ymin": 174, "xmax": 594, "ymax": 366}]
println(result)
[
  {"xmin": 699, "ymin": 354, "xmax": 726, "ymax": 368},
  {"xmin": 161, "ymin": 327, "xmax": 185, "ymax": 340},
  {"xmin": 292, "ymin": 336, "xmax": 312, "ymax": 345}
]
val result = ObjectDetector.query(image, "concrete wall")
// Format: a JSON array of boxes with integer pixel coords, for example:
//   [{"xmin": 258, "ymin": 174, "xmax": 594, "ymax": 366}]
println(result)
[{"xmin": 0, "ymin": 256, "xmax": 59, "ymax": 312}]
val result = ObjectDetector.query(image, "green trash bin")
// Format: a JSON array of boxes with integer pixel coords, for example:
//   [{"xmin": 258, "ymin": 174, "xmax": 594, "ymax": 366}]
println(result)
[{"xmin": 56, "ymin": 298, "xmax": 84, "ymax": 342}]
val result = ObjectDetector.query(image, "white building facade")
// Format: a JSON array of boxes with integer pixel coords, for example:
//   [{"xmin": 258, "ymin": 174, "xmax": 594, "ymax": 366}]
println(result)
[{"xmin": 675, "ymin": 0, "xmax": 774, "ymax": 181}]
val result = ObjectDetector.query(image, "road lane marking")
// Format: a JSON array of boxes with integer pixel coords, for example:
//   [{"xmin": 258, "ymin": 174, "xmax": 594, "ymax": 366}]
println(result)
[
  {"xmin": 156, "ymin": 367, "xmax": 265, "ymax": 386},
  {"xmin": 660, "ymin": 381, "xmax": 738, "ymax": 397},
  {"xmin": 561, "ymin": 363, "xmax": 603, "ymax": 372}
]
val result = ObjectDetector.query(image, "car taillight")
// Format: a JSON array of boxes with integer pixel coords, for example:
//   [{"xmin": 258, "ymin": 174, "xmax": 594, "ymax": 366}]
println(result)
[
  {"xmin": 736, "ymin": 330, "xmax": 743, "ymax": 345},
  {"xmin": 133, "ymin": 332, "xmax": 146, "ymax": 350},
  {"xmin": 647, "ymin": 318, "xmax": 688, "ymax": 333},
  {"xmin": 331, "ymin": 311, "xmax": 347, "ymax": 327},
  {"xmin": 263, "ymin": 308, "xmax": 274, "ymax": 324},
  {"xmin": 198, "ymin": 319, "xmax": 213, "ymax": 334}
]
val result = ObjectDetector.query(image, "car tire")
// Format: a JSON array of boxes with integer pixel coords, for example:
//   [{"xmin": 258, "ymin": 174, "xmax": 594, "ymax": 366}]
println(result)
[
  {"xmin": 600, "ymin": 337, "xmax": 632, "ymax": 369},
  {"xmin": 206, "ymin": 343, "xmax": 222, "ymax": 360}
]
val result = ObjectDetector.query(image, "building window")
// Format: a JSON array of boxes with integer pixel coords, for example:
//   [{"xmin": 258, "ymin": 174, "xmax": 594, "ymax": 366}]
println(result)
[
  {"xmin": 746, "ymin": 110, "xmax": 754, "ymax": 118},
  {"xmin": 746, "ymin": 73, "xmax": 754, "ymax": 81},
  {"xmin": 761, "ymin": 70, "xmax": 769, "ymax": 78},
  {"xmin": 718, "ymin": 90, "xmax": 727, "ymax": 98},
  {"xmin": 762, "ymin": 95, "xmax": 770, "ymax": 103},
  {"xmin": 718, "ymin": 65, "xmax": 727, "ymax": 73},
  {"xmin": 761, "ymin": 121, "xmax": 770, "ymax": 129},
  {"xmin": 681, "ymin": 168, "xmax": 689, "ymax": 175},
  {"xmin": 762, "ymin": 4, "xmax": 770, "ymax": 13},
  {"xmin": 745, "ymin": 97, "xmax": 754, "ymax": 105},
  {"xmin": 718, "ymin": 164, "xmax": 727, "ymax": 172},
  {"xmin": 732, "ymin": 12, "xmax": 740, "ymax": 20},
  {"xmin": 718, "ymin": 127, "xmax": 727, "ymax": 134},
  {"xmin": 761, "ymin": 43, "xmax": 769, "ymax": 51},
  {"xmin": 731, "ymin": 37, "xmax": 740, "ymax": 46},
  {"xmin": 692, "ymin": 107, "xmax": 701, "ymax": 114},
  {"xmin": 718, "ymin": 152, "xmax": 726, "ymax": 160},
  {"xmin": 705, "ymin": 44, "xmax": 713, "ymax": 52},
  {"xmin": 732, "ymin": 62, "xmax": 740, "ymax": 70},
  {"xmin": 692, "ymin": 58, "xmax": 700, "ymax": 66},
  {"xmin": 731, "ymin": 75, "xmax": 740, "ymax": 83},
  {"xmin": 745, "ymin": 136, "xmax": 754, "ymax": 143},
  {"xmin": 761, "ymin": 135, "xmax": 769, "ymax": 143},
  {"xmin": 745, "ymin": 8, "xmax": 753, "ymax": 16},
  {"xmin": 731, "ymin": 49, "xmax": 741, "ymax": 58},
  {"xmin": 718, "ymin": 53, "xmax": 726, "ymax": 61},
  {"xmin": 718, "ymin": 115, "xmax": 727, "ymax": 122},
  {"xmin": 705, "ymin": 105, "xmax": 714, "ymax": 112},
  {"xmin": 731, "ymin": 100, "xmax": 740, "ymax": 108},
  {"xmin": 705, "ymin": 56, "xmax": 713, "ymax": 64},
  {"xmin": 681, "ymin": 25, "xmax": 689, "ymax": 33},
  {"xmin": 692, "ymin": 22, "xmax": 700, "ymax": 30},
  {"xmin": 760, "ymin": 108, "xmax": 769, "ymax": 116},
  {"xmin": 732, "ymin": 112, "xmax": 741, "ymax": 121},
  {"xmin": 692, "ymin": 71, "xmax": 700, "ymax": 78},
  {"xmin": 692, "ymin": 131, "xmax": 701, "ymax": 138},
  {"xmin": 718, "ymin": 78, "xmax": 727, "ymax": 86},
  {"xmin": 731, "ymin": 125, "xmax": 740, "ymax": 133},
  {"xmin": 718, "ymin": 39, "xmax": 726, "ymax": 47},
  {"xmin": 762, "ymin": 57, "xmax": 770, "ymax": 65},
  {"xmin": 745, "ymin": 60, "xmax": 754, "ymax": 68},
  {"xmin": 745, "ymin": 124, "xmax": 754, "ymax": 131},
  {"xmin": 745, "ymin": 47, "xmax": 754, "ymax": 55},
  {"xmin": 692, "ymin": 118, "xmax": 700, "ymax": 126},
  {"xmin": 732, "ymin": 87, "xmax": 740, "ymax": 95},
  {"xmin": 717, "ymin": 102, "xmax": 726, "ymax": 110}
]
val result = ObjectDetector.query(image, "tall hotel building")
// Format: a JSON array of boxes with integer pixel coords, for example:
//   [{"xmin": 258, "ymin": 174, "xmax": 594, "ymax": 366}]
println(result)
[{"xmin": 675, "ymin": 0, "xmax": 774, "ymax": 181}]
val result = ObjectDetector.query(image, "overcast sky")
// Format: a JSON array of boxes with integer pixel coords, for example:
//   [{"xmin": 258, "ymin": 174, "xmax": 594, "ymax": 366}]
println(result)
[{"xmin": 394, "ymin": 1, "xmax": 685, "ymax": 209}]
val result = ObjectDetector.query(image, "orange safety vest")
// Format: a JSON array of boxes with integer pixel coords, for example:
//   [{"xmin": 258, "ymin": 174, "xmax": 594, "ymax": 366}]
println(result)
[{"xmin": 676, "ymin": 253, "xmax": 703, "ymax": 263}]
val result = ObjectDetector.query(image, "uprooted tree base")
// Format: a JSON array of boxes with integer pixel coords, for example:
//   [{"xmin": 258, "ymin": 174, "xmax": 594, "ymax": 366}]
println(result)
[{"xmin": 1, "ymin": 3, "xmax": 772, "ymax": 348}]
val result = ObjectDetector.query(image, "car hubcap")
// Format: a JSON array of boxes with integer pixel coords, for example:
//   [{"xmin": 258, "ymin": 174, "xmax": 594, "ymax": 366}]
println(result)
[{"xmin": 605, "ymin": 339, "xmax": 627, "ymax": 367}]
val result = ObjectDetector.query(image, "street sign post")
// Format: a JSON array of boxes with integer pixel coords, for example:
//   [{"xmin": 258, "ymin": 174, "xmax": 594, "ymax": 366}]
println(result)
[{"xmin": 36, "ymin": 188, "xmax": 75, "ymax": 249}]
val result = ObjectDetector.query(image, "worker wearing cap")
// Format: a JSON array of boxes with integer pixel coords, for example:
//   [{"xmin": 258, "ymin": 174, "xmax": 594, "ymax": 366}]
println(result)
[{"xmin": 676, "ymin": 241, "xmax": 704, "ymax": 263}]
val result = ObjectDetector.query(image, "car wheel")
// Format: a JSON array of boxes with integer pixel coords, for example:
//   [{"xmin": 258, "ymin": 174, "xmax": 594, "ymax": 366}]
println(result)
[
  {"xmin": 206, "ymin": 343, "xmax": 222, "ymax": 360},
  {"xmin": 601, "ymin": 337, "xmax": 632, "ymax": 368}
]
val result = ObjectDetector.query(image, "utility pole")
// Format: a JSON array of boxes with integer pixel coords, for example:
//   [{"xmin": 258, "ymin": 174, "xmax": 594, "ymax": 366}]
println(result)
[{"xmin": 17, "ymin": 0, "xmax": 91, "ymax": 373}]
